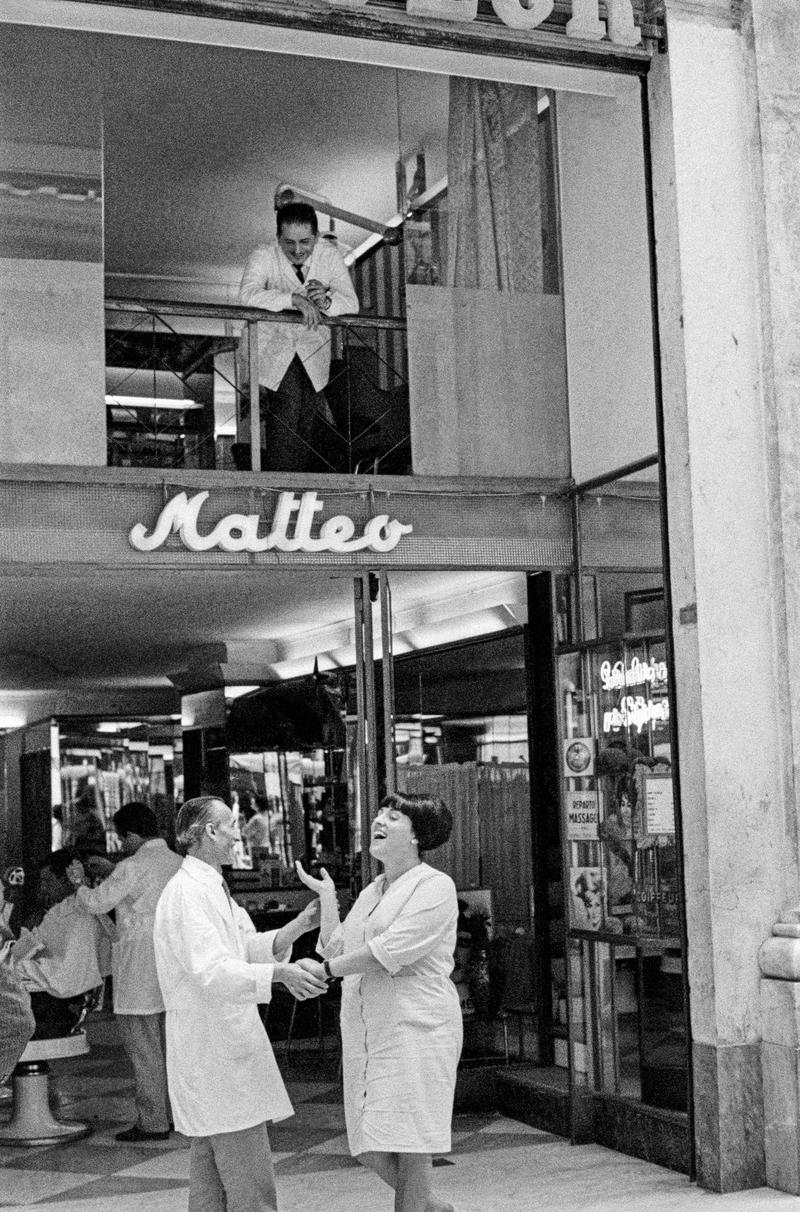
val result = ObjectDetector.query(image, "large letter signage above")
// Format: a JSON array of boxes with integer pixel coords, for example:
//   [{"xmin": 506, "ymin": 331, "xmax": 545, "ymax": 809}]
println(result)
[
  {"xmin": 129, "ymin": 491, "xmax": 413, "ymax": 556},
  {"xmin": 325, "ymin": 0, "xmax": 641, "ymax": 46}
]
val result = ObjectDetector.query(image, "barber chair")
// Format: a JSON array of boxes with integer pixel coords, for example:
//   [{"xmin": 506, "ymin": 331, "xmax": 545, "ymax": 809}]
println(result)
[{"xmin": 0, "ymin": 1032, "xmax": 91, "ymax": 1146}]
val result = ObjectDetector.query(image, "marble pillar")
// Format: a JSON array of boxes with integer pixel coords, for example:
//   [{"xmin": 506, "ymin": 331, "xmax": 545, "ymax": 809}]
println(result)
[{"xmin": 648, "ymin": 0, "xmax": 800, "ymax": 1191}]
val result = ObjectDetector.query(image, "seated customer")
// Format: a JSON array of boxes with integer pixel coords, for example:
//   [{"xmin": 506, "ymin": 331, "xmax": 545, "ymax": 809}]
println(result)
[{"xmin": 11, "ymin": 851, "xmax": 112, "ymax": 1038}]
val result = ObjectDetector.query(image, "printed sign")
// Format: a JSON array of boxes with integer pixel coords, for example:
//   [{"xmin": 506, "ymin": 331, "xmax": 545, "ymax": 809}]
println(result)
[
  {"xmin": 566, "ymin": 790, "xmax": 599, "ymax": 841},
  {"xmin": 644, "ymin": 775, "xmax": 675, "ymax": 835},
  {"xmin": 563, "ymin": 737, "xmax": 595, "ymax": 779}
]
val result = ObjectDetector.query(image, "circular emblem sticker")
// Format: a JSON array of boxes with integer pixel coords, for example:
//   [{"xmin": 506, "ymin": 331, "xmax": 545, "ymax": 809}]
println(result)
[{"xmin": 565, "ymin": 740, "xmax": 592, "ymax": 774}]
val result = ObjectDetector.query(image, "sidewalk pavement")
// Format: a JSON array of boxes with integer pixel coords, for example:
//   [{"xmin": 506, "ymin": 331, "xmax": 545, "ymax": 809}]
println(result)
[{"xmin": 0, "ymin": 1016, "xmax": 796, "ymax": 1211}]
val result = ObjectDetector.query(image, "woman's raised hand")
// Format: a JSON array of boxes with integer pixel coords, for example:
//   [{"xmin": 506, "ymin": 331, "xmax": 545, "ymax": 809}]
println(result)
[{"xmin": 295, "ymin": 860, "xmax": 336, "ymax": 896}]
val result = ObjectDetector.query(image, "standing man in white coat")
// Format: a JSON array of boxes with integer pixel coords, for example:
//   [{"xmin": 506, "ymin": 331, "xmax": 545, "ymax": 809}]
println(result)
[
  {"xmin": 154, "ymin": 796, "xmax": 327, "ymax": 1212},
  {"xmin": 238, "ymin": 200, "xmax": 359, "ymax": 471},
  {"xmin": 67, "ymin": 802, "xmax": 182, "ymax": 1142}
]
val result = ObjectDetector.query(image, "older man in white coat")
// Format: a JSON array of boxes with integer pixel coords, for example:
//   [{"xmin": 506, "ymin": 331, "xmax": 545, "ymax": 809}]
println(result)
[
  {"xmin": 154, "ymin": 796, "xmax": 327, "ymax": 1212},
  {"xmin": 238, "ymin": 199, "xmax": 358, "ymax": 472},
  {"xmin": 67, "ymin": 802, "xmax": 182, "ymax": 1141}
]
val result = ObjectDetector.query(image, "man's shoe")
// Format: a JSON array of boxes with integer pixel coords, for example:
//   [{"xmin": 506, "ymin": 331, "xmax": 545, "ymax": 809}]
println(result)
[{"xmin": 115, "ymin": 1125, "xmax": 171, "ymax": 1142}]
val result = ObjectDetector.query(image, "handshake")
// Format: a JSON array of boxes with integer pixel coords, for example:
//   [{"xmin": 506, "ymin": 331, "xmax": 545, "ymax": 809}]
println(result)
[{"xmin": 275, "ymin": 957, "xmax": 331, "ymax": 1001}]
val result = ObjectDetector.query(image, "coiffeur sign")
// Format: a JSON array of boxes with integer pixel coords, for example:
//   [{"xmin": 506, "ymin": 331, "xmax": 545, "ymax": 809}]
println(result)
[
  {"xmin": 129, "ymin": 490, "xmax": 413, "ymax": 555},
  {"xmin": 331, "ymin": 0, "xmax": 641, "ymax": 48}
]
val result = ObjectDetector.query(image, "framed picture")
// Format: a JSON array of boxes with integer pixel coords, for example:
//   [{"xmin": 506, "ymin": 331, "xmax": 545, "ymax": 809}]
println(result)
[
  {"xmin": 456, "ymin": 887, "xmax": 494, "ymax": 931},
  {"xmin": 570, "ymin": 866, "xmax": 604, "ymax": 931},
  {"xmin": 625, "ymin": 587, "xmax": 665, "ymax": 634}
]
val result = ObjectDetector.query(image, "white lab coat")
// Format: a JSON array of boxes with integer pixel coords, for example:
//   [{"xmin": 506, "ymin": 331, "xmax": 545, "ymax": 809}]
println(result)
[
  {"xmin": 320, "ymin": 863, "xmax": 462, "ymax": 1155},
  {"xmin": 238, "ymin": 239, "xmax": 359, "ymax": 391},
  {"xmin": 153, "ymin": 855, "xmax": 294, "ymax": 1137},
  {"xmin": 75, "ymin": 838, "xmax": 182, "ymax": 1015},
  {"xmin": 14, "ymin": 896, "xmax": 113, "ymax": 999}
]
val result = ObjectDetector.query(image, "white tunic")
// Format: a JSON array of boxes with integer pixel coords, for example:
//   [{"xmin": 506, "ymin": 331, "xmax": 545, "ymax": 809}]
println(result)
[
  {"xmin": 322, "ymin": 863, "xmax": 462, "ymax": 1156},
  {"xmin": 238, "ymin": 239, "xmax": 359, "ymax": 391},
  {"xmin": 153, "ymin": 855, "xmax": 294, "ymax": 1137},
  {"xmin": 75, "ymin": 838, "xmax": 182, "ymax": 1014}
]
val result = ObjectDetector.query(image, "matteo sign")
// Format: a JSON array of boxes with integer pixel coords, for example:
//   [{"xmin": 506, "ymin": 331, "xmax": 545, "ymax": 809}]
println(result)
[{"xmin": 129, "ymin": 490, "xmax": 413, "ymax": 555}]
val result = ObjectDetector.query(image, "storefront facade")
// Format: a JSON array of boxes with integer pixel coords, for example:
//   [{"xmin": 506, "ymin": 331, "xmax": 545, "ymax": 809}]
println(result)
[{"xmin": 2, "ymin": 0, "xmax": 800, "ymax": 1196}]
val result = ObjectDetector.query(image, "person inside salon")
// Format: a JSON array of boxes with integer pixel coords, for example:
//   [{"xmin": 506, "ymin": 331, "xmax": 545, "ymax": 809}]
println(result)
[
  {"xmin": 238, "ymin": 196, "xmax": 359, "ymax": 472},
  {"xmin": 67, "ymin": 803, "xmax": 182, "ymax": 1142},
  {"xmin": 10, "ymin": 851, "xmax": 112, "ymax": 1038}
]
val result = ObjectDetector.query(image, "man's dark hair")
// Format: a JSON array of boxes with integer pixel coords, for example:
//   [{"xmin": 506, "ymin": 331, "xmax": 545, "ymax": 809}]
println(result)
[
  {"xmin": 113, "ymin": 801, "xmax": 159, "ymax": 839},
  {"xmin": 379, "ymin": 792, "xmax": 452, "ymax": 854},
  {"xmin": 41, "ymin": 849, "xmax": 76, "ymax": 878},
  {"xmin": 276, "ymin": 202, "xmax": 318, "ymax": 236}
]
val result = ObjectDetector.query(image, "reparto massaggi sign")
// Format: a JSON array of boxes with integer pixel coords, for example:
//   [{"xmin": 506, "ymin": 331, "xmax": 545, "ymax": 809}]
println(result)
[{"xmin": 129, "ymin": 491, "xmax": 413, "ymax": 555}]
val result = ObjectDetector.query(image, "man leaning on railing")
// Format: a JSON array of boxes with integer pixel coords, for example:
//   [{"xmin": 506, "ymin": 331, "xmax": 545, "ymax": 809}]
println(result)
[{"xmin": 238, "ymin": 200, "xmax": 359, "ymax": 472}]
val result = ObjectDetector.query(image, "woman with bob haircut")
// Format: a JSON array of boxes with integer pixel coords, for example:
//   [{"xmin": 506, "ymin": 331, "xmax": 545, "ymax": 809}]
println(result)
[{"xmin": 296, "ymin": 791, "xmax": 461, "ymax": 1212}]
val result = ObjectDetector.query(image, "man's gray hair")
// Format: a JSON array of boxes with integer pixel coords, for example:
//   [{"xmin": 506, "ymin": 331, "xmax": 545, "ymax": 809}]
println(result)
[{"xmin": 175, "ymin": 796, "xmax": 226, "ymax": 854}]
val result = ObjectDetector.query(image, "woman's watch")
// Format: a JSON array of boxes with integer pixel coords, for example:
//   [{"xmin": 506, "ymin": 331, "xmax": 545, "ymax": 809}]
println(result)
[{"xmin": 323, "ymin": 959, "xmax": 334, "ymax": 980}]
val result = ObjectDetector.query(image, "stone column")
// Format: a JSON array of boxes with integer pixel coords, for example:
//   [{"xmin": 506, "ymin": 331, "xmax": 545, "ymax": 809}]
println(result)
[
  {"xmin": 760, "ymin": 923, "xmax": 800, "ymax": 1192},
  {"xmin": 648, "ymin": 0, "xmax": 800, "ymax": 1191},
  {"xmin": 750, "ymin": 0, "xmax": 800, "ymax": 1195}
]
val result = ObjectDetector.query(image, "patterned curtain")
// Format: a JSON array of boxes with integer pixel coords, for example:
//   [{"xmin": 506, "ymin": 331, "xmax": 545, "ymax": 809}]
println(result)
[
  {"xmin": 398, "ymin": 762, "xmax": 534, "ymax": 934},
  {"xmin": 446, "ymin": 79, "xmax": 543, "ymax": 292},
  {"xmin": 397, "ymin": 762, "xmax": 480, "ymax": 888},
  {"xmin": 477, "ymin": 764, "xmax": 532, "ymax": 933}
]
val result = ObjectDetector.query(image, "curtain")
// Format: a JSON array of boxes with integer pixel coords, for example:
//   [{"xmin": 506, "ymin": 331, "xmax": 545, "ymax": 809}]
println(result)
[
  {"xmin": 406, "ymin": 79, "xmax": 568, "ymax": 477},
  {"xmin": 477, "ymin": 764, "xmax": 533, "ymax": 933},
  {"xmin": 397, "ymin": 762, "xmax": 480, "ymax": 888},
  {"xmin": 397, "ymin": 762, "xmax": 534, "ymax": 934},
  {"xmin": 446, "ymin": 78, "xmax": 543, "ymax": 292}
]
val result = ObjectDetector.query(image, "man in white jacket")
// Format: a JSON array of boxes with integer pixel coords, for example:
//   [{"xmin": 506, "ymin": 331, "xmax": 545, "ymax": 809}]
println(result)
[
  {"xmin": 154, "ymin": 796, "xmax": 327, "ymax": 1212},
  {"xmin": 67, "ymin": 803, "xmax": 182, "ymax": 1141},
  {"xmin": 238, "ymin": 200, "xmax": 359, "ymax": 471}
]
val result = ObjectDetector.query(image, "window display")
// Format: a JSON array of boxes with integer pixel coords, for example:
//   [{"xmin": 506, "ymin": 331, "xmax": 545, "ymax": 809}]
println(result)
[{"xmin": 558, "ymin": 621, "xmax": 688, "ymax": 1111}]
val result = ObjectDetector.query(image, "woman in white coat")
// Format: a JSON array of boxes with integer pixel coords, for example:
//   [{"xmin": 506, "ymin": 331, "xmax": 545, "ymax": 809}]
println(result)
[{"xmin": 297, "ymin": 792, "xmax": 462, "ymax": 1212}]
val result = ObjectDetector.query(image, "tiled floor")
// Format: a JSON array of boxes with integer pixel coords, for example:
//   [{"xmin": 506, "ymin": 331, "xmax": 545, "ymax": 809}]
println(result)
[{"xmin": 0, "ymin": 1016, "xmax": 796, "ymax": 1211}]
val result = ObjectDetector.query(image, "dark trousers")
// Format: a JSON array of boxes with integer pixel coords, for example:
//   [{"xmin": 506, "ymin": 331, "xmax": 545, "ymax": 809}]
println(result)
[{"xmin": 260, "ymin": 356, "xmax": 331, "ymax": 472}]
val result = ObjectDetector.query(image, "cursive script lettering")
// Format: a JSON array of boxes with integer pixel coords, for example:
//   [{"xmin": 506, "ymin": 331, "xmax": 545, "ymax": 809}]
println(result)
[
  {"xmin": 599, "ymin": 657, "xmax": 667, "ymax": 693},
  {"xmin": 603, "ymin": 695, "xmax": 670, "ymax": 735},
  {"xmin": 129, "ymin": 491, "xmax": 413, "ymax": 556}
]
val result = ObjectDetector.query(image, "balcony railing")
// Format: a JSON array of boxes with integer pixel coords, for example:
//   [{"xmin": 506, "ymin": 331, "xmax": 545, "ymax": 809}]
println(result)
[{"xmin": 105, "ymin": 298, "xmax": 410, "ymax": 475}]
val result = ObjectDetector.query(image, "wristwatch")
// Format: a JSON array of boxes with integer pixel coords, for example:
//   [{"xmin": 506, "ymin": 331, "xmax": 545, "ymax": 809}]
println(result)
[{"xmin": 323, "ymin": 960, "xmax": 334, "ymax": 980}]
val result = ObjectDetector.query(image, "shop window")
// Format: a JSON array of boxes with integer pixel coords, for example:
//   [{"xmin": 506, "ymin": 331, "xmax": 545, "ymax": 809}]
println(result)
[{"xmin": 558, "ymin": 600, "xmax": 688, "ymax": 1112}]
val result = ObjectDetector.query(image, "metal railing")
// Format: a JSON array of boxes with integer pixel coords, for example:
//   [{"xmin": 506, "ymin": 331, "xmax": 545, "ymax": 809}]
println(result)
[{"xmin": 105, "ymin": 297, "xmax": 410, "ymax": 475}]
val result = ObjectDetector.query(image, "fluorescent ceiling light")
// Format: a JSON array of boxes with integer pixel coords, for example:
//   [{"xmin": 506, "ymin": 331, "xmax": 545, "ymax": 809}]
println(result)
[
  {"xmin": 0, "ymin": 713, "xmax": 25, "ymax": 729},
  {"xmin": 105, "ymin": 395, "xmax": 201, "ymax": 411},
  {"xmin": 96, "ymin": 721, "xmax": 144, "ymax": 733},
  {"xmin": 224, "ymin": 685, "xmax": 261, "ymax": 701}
]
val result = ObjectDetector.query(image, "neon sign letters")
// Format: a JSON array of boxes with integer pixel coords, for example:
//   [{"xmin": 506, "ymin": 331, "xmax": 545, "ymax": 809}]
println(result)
[
  {"xmin": 129, "ymin": 491, "xmax": 413, "ymax": 555},
  {"xmin": 600, "ymin": 657, "xmax": 668, "ymax": 693}
]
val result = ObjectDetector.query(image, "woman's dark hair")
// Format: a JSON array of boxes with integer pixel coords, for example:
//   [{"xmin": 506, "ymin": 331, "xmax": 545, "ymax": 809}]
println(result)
[
  {"xmin": 113, "ymin": 801, "xmax": 159, "ymax": 839},
  {"xmin": 381, "ymin": 792, "xmax": 452, "ymax": 854}
]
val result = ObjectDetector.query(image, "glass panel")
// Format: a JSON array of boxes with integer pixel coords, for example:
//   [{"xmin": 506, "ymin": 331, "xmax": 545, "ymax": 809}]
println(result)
[
  {"xmin": 399, "ymin": 80, "xmax": 569, "ymax": 478},
  {"xmin": 0, "ymin": 26, "xmax": 105, "ymax": 465},
  {"xmin": 559, "ymin": 621, "xmax": 688, "ymax": 1112}
]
